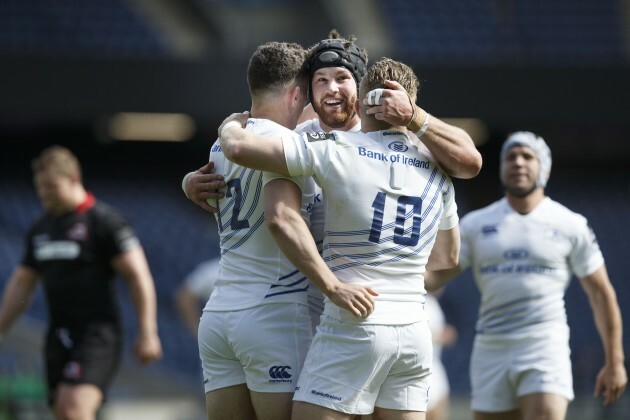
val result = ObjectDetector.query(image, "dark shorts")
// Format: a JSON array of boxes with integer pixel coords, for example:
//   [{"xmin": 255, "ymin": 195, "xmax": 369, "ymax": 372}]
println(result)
[{"xmin": 45, "ymin": 323, "xmax": 123, "ymax": 405}]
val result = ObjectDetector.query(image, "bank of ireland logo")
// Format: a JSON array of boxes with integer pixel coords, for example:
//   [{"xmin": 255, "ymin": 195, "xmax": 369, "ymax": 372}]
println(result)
[
  {"xmin": 387, "ymin": 141, "xmax": 408, "ymax": 152},
  {"xmin": 269, "ymin": 365, "xmax": 292, "ymax": 380}
]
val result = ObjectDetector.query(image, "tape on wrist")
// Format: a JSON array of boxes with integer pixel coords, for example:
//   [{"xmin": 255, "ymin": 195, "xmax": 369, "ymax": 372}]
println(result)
[
  {"xmin": 220, "ymin": 120, "xmax": 242, "ymax": 138},
  {"xmin": 414, "ymin": 113, "xmax": 431, "ymax": 137}
]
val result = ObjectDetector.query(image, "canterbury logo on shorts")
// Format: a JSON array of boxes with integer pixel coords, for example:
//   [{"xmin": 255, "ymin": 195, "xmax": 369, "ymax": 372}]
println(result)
[{"xmin": 268, "ymin": 365, "xmax": 292, "ymax": 380}]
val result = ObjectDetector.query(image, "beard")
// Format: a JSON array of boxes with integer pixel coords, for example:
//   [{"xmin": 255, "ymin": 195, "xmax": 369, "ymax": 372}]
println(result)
[
  {"xmin": 504, "ymin": 181, "xmax": 537, "ymax": 198},
  {"xmin": 312, "ymin": 95, "xmax": 357, "ymax": 129}
]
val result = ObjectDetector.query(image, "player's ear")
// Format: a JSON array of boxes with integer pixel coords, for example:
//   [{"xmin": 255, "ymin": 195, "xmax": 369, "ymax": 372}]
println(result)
[{"xmin": 354, "ymin": 98, "xmax": 360, "ymax": 114}]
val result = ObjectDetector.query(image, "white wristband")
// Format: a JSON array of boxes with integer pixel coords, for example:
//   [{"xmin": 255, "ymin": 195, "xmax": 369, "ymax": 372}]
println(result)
[
  {"xmin": 414, "ymin": 113, "xmax": 430, "ymax": 137},
  {"xmin": 181, "ymin": 171, "xmax": 195, "ymax": 199},
  {"xmin": 220, "ymin": 120, "xmax": 242, "ymax": 137}
]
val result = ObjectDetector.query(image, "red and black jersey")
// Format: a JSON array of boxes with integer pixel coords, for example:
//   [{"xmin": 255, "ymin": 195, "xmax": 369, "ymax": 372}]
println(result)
[{"xmin": 22, "ymin": 193, "xmax": 140, "ymax": 328}]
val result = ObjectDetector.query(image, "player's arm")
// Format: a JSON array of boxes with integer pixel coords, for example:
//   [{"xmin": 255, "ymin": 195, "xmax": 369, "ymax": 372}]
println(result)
[
  {"xmin": 175, "ymin": 286, "xmax": 202, "ymax": 337},
  {"xmin": 364, "ymin": 80, "xmax": 482, "ymax": 179},
  {"xmin": 0, "ymin": 266, "xmax": 40, "ymax": 343},
  {"xmin": 182, "ymin": 161, "xmax": 226, "ymax": 213},
  {"xmin": 423, "ymin": 266, "xmax": 462, "ymax": 292},
  {"xmin": 264, "ymin": 178, "xmax": 378, "ymax": 318},
  {"xmin": 579, "ymin": 264, "xmax": 627, "ymax": 406},
  {"xmin": 218, "ymin": 114, "xmax": 291, "ymax": 175},
  {"xmin": 426, "ymin": 225, "xmax": 460, "ymax": 271},
  {"xmin": 112, "ymin": 247, "xmax": 163, "ymax": 365}
]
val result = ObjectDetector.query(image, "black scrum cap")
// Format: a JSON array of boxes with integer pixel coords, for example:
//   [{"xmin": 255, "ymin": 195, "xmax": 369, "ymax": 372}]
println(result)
[{"xmin": 308, "ymin": 38, "xmax": 368, "ymax": 85}]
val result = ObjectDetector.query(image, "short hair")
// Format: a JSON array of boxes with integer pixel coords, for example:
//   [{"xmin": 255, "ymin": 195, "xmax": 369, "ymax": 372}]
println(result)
[
  {"xmin": 360, "ymin": 57, "xmax": 420, "ymax": 101},
  {"xmin": 31, "ymin": 145, "xmax": 82, "ymax": 181},
  {"xmin": 307, "ymin": 29, "xmax": 368, "ymax": 85},
  {"xmin": 247, "ymin": 41, "xmax": 309, "ymax": 96}
]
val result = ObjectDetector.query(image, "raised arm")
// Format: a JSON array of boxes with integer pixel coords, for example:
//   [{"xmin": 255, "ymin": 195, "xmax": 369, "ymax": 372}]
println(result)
[
  {"xmin": 264, "ymin": 178, "xmax": 378, "ymax": 318},
  {"xmin": 579, "ymin": 264, "xmax": 627, "ymax": 406},
  {"xmin": 364, "ymin": 80, "xmax": 482, "ymax": 179},
  {"xmin": 218, "ymin": 114, "xmax": 291, "ymax": 175}
]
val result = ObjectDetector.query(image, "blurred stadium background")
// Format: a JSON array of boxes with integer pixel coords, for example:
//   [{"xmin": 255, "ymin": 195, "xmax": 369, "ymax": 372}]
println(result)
[{"xmin": 0, "ymin": 0, "xmax": 629, "ymax": 419}]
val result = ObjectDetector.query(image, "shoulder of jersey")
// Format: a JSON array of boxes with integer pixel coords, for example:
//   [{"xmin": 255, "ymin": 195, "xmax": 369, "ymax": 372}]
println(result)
[{"xmin": 305, "ymin": 131, "xmax": 337, "ymax": 142}]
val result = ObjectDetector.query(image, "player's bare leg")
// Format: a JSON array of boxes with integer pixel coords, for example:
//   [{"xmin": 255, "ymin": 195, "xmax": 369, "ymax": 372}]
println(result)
[
  {"xmin": 205, "ymin": 384, "xmax": 256, "ymax": 420},
  {"xmin": 519, "ymin": 392, "xmax": 568, "ymax": 420},
  {"xmin": 250, "ymin": 390, "xmax": 293, "ymax": 420},
  {"xmin": 53, "ymin": 383, "xmax": 102, "ymax": 420},
  {"xmin": 474, "ymin": 409, "xmax": 520, "ymax": 420}
]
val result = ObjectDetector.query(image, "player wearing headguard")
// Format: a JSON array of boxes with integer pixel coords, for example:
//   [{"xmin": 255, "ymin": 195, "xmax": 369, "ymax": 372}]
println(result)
[
  {"xmin": 425, "ymin": 132, "xmax": 627, "ymax": 419},
  {"xmin": 181, "ymin": 29, "xmax": 480, "ymax": 212},
  {"xmin": 197, "ymin": 41, "xmax": 375, "ymax": 420},
  {"xmin": 183, "ymin": 30, "xmax": 481, "ymax": 332},
  {"xmin": 218, "ymin": 57, "xmax": 461, "ymax": 419}
]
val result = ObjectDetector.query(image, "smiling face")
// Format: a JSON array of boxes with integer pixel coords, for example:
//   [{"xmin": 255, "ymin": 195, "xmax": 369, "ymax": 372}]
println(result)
[
  {"xmin": 500, "ymin": 145, "xmax": 541, "ymax": 198},
  {"xmin": 310, "ymin": 67, "xmax": 358, "ymax": 131}
]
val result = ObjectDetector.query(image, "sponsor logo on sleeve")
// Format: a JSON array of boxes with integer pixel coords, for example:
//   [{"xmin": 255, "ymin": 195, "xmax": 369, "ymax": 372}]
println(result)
[{"xmin": 306, "ymin": 132, "xmax": 335, "ymax": 142}]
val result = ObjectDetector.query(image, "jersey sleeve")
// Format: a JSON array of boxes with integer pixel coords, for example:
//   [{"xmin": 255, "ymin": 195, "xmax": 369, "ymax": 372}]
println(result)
[
  {"xmin": 568, "ymin": 216, "xmax": 605, "ymax": 278},
  {"xmin": 95, "ymin": 205, "xmax": 141, "ymax": 259},
  {"xmin": 262, "ymin": 171, "xmax": 307, "ymax": 191},
  {"xmin": 438, "ymin": 179, "xmax": 459, "ymax": 230},
  {"xmin": 21, "ymin": 225, "xmax": 39, "ymax": 270},
  {"xmin": 282, "ymin": 132, "xmax": 331, "ymax": 178}
]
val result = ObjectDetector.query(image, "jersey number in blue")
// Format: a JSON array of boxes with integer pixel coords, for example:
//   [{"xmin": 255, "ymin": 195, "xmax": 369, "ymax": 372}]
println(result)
[
  {"xmin": 369, "ymin": 192, "xmax": 422, "ymax": 246},
  {"xmin": 226, "ymin": 179, "xmax": 249, "ymax": 230}
]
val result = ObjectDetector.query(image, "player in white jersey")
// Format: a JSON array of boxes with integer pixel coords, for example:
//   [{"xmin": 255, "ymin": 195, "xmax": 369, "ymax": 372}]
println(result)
[
  {"xmin": 218, "ymin": 57, "xmax": 461, "ymax": 420},
  {"xmin": 183, "ymin": 31, "xmax": 481, "ymax": 335},
  {"xmin": 425, "ymin": 131, "xmax": 627, "ymax": 420},
  {"xmin": 196, "ymin": 41, "xmax": 376, "ymax": 420}
]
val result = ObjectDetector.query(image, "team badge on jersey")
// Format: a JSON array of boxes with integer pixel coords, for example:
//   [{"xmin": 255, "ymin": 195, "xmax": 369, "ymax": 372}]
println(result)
[
  {"xmin": 67, "ymin": 222, "xmax": 88, "ymax": 241},
  {"xmin": 306, "ymin": 132, "xmax": 335, "ymax": 142},
  {"xmin": 481, "ymin": 224, "xmax": 499, "ymax": 236}
]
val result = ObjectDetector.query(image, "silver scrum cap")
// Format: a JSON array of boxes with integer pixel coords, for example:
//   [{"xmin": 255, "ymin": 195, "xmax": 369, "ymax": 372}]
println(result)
[{"xmin": 500, "ymin": 131, "xmax": 552, "ymax": 188}]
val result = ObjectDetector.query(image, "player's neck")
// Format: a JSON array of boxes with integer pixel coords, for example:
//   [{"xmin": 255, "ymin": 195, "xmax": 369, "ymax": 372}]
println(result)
[
  {"xmin": 505, "ymin": 188, "xmax": 545, "ymax": 215},
  {"xmin": 360, "ymin": 115, "xmax": 404, "ymax": 134},
  {"xmin": 250, "ymin": 103, "xmax": 293, "ymax": 130}
]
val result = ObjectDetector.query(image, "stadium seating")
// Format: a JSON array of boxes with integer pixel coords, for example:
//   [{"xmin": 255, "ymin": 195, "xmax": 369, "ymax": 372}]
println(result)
[
  {"xmin": 378, "ymin": 0, "xmax": 624, "ymax": 65},
  {"xmin": 0, "ymin": 0, "xmax": 166, "ymax": 57}
]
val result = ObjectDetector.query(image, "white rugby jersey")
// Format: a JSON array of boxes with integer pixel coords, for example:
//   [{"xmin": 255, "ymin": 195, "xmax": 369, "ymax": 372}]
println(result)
[
  {"xmin": 204, "ymin": 118, "xmax": 318, "ymax": 312},
  {"xmin": 282, "ymin": 129, "xmax": 459, "ymax": 325},
  {"xmin": 293, "ymin": 118, "xmax": 359, "ymax": 308},
  {"xmin": 459, "ymin": 197, "xmax": 604, "ymax": 337}
]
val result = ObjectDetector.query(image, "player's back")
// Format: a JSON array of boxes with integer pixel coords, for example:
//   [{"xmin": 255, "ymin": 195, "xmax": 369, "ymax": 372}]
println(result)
[
  {"xmin": 205, "ymin": 118, "xmax": 316, "ymax": 312},
  {"xmin": 284, "ymin": 129, "xmax": 457, "ymax": 324}
]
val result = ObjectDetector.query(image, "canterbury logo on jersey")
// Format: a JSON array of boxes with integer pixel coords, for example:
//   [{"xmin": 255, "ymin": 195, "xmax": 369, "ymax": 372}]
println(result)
[
  {"xmin": 268, "ymin": 365, "xmax": 293, "ymax": 383},
  {"xmin": 306, "ymin": 132, "xmax": 335, "ymax": 142}
]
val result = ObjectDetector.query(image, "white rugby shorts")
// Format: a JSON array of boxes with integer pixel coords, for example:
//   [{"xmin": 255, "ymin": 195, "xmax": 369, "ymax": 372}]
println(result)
[
  {"xmin": 198, "ymin": 303, "xmax": 312, "ymax": 393},
  {"xmin": 470, "ymin": 328, "xmax": 574, "ymax": 412},
  {"xmin": 293, "ymin": 315, "xmax": 433, "ymax": 415}
]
